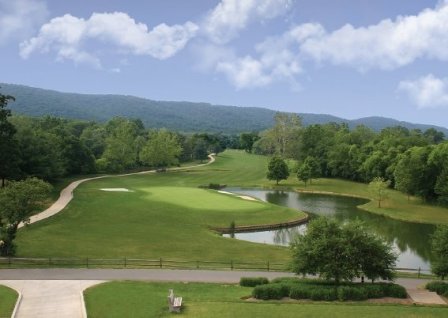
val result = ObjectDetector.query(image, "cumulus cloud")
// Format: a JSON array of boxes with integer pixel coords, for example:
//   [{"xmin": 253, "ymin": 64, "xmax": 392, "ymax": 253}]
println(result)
[
  {"xmin": 299, "ymin": 1, "xmax": 448, "ymax": 70},
  {"xmin": 398, "ymin": 74, "xmax": 448, "ymax": 108},
  {"xmin": 0, "ymin": 0, "xmax": 49, "ymax": 44},
  {"xmin": 203, "ymin": 0, "xmax": 293, "ymax": 44},
  {"xmin": 20, "ymin": 12, "xmax": 199, "ymax": 66}
]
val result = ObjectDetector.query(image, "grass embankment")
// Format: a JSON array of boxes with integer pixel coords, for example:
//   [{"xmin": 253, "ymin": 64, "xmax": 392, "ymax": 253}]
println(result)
[
  {"xmin": 16, "ymin": 151, "xmax": 303, "ymax": 263},
  {"xmin": 85, "ymin": 281, "xmax": 447, "ymax": 318},
  {"xmin": 0, "ymin": 285, "xmax": 18, "ymax": 318}
]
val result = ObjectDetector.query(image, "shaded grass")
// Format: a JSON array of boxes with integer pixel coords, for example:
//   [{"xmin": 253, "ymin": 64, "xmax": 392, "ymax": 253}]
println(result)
[
  {"xmin": 85, "ymin": 281, "xmax": 448, "ymax": 318},
  {"xmin": 0, "ymin": 285, "xmax": 18, "ymax": 318}
]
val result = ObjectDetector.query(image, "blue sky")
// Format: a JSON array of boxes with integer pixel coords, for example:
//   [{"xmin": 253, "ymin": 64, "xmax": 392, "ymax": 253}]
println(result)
[{"xmin": 2, "ymin": 0, "xmax": 448, "ymax": 128}]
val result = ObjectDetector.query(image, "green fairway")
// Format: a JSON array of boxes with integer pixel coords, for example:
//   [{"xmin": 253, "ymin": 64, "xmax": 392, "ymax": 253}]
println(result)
[
  {"xmin": 15, "ymin": 151, "xmax": 304, "ymax": 262},
  {"xmin": 0, "ymin": 285, "xmax": 18, "ymax": 318},
  {"xmin": 85, "ymin": 281, "xmax": 447, "ymax": 318}
]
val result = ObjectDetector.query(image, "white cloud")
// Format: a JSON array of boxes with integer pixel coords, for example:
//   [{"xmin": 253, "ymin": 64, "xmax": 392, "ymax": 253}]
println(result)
[
  {"xmin": 216, "ymin": 56, "xmax": 272, "ymax": 89},
  {"xmin": 0, "ymin": 0, "xmax": 49, "ymax": 44},
  {"xmin": 203, "ymin": 0, "xmax": 293, "ymax": 44},
  {"xmin": 398, "ymin": 74, "xmax": 448, "ymax": 108},
  {"xmin": 299, "ymin": 1, "xmax": 448, "ymax": 70},
  {"xmin": 20, "ymin": 12, "xmax": 199, "ymax": 66}
]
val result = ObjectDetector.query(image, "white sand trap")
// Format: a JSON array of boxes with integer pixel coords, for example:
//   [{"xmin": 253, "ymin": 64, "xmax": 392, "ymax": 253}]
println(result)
[
  {"xmin": 218, "ymin": 190, "xmax": 233, "ymax": 195},
  {"xmin": 100, "ymin": 188, "xmax": 133, "ymax": 192},
  {"xmin": 238, "ymin": 195, "xmax": 257, "ymax": 201}
]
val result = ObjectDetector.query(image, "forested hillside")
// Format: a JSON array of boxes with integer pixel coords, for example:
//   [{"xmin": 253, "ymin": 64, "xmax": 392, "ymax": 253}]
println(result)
[{"xmin": 2, "ymin": 83, "xmax": 448, "ymax": 135}]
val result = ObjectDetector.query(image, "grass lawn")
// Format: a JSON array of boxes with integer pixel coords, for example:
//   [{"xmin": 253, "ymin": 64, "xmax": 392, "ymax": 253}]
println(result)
[
  {"xmin": 0, "ymin": 285, "xmax": 18, "ymax": 318},
  {"xmin": 85, "ymin": 281, "xmax": 448, "ymax": 318},
  {"xmin": 15, "ymin": 151, "xmax": 303, "ymax": 263}
]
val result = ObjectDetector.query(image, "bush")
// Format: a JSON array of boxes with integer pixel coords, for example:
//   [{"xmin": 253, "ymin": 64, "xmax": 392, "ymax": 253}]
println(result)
[
  {"xmin": 240, "ymin": 277, "xmax": 269, "ymax": 287},
  {"xmin": 362, "ymin": 284, "xmax": 384, "ymax": 299},
  {"xmin": 311, "ymin": 288, "xmax": 338, "ymax": 301},
  {"xmin": 289, "ymin": 284, "xmax": 337, "ymax": 301},
  {"xmin": 426, "ymin": 281, "xmax": 448, "ymax": 297},
  {"xmin": 252, "ymin": 283, "xmax": 290, "ymax": 300},
  {"xmin": 378, "ymin": 283, "xmax": 407, "ymax": 298},
  {"xmin": 337, "ymin": 286, "xmax": 368, "ymax": 301},
  {"xmin": 270, "ymin": 277, "xmax": 301, "ymax": 284}
]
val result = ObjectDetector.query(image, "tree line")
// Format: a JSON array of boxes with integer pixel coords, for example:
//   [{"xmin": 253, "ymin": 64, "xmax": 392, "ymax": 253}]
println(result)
[{"xmin": 249, "ymin": 113, "xmax": 448, "ymax": 205}]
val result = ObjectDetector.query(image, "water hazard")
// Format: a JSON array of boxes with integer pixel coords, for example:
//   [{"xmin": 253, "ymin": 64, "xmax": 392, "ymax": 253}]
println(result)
[{"xmin": 224, "ymin": 188, "xmax": 436, "ymax": 271}]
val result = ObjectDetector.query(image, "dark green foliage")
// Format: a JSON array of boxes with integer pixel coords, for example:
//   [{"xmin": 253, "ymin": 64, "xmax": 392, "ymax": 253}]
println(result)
[
  {"xmin": 291, "ymin": 218, "xmax": 397, "ymax": 284},
  {"xmin": 240, "ymin": 132, "xmax": 259, "ymax": 153},
  {"xmin": 252, "ymin": 283, "xmax": 289, "ymax": 300},
  {"xmin": 430, "ymin": 225, "xmax": 448, "ymax": 279},
  {"xmin": 337, "ymin": 286, "xmax": 368, "ymax": 301},
  {"xmin": 426, "ymin": 281, "xmax": 448, "ymax": 296},
  {"xmin": 267, "ymin": 156, "xmax": 290, "ymax": 185},
  {"xmin": 289, "ymin": 284, "xmax": 338, "ymax": 301},
  {"xmin": 239, "ymin": 277, "xmax": 269, "ymax": 287},
  {"xmin": 0, "ymin": 91, "xmax": 18, "ymax": 187}
]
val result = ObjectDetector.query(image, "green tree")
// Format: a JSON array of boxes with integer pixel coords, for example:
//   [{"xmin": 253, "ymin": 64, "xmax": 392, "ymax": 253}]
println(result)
[
  {"xmin": 0, "ymin": 178, "xmax": 52, "ymax": 256},
  {"xmin": 0, "ymin": 92, "xmax": 19, "ymax": 187},
  {"xmin": 139, "ymin": 129, "xmax": 182, "ymax": 168},
  {"xmin": 193, "ymin": 139, "xmax": 209, "ymax": 162},
  {"xmin": 431, "ymin": 225, "xmax": 448, "ymax": 280},
  {"xmin": 368, "ymin": 177, "xmax": 390, "ymax": 208},
  {"xmin": 239, "ymin": 132, "xmax": 259, "ymax": 153},
  {"xmin": 291, "ymin": 218, "xmax": 396, "ymax": 284},
  {"xmin": 267, "ymin": 156, "xmax": 289, "ymax": 185},
  {"xmin": 303, "ymin": 156, "xmax": 321, "ymax": 184},
  {"xmin": 296, "ymin": 162, "xmax": 312, "ymax": 187}
]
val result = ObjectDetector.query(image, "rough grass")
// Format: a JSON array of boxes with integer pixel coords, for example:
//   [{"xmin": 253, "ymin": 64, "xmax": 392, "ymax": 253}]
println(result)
[
  {"xmin": 15, "ymin": 151, "xmax": 303, "ymax": 263},
  {"xmin": 84, "ymin": 281, "xmax": 448, "ymax": 318},
  {"xmin": 0, "ymin": 285, "xmax": 18, "ymax": 318}
]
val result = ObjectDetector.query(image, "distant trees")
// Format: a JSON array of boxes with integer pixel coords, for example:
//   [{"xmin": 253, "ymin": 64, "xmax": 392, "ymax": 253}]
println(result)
[
  {"xmin": 240, "ymin": 132, "xmax": 259, "ymax": 153},
  {"xmin": 139, "ymin": 129, "xmax": 182, "ymax": 168},
  {"xmin": 291, "ymin": 218, "xmax": 397, "ymax": 284},
  {"xmin": 0, "ymin": 92, "xmax": 18, "ymax": 187},
  {"xmin": 430, "ymin": 225, "xmax": 448, "ymax": 280},
  {"xmin": 0, "ymin": 178, "xmax": 52, "ymax": 256},
  {"xmin": 267, "ymin": 156, "xmax": 289, "ymax": 185}
]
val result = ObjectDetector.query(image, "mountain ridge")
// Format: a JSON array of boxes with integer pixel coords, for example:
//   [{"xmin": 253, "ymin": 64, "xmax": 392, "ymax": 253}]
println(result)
[{"xmin": 2, "ymin": 83, "xmax": 447, "ymax": 135}]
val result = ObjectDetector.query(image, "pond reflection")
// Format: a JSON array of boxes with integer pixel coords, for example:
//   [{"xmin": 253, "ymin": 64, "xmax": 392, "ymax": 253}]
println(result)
[{"xmin": 224, "ymin": 188, "xmax": 436, "ymax": 270}]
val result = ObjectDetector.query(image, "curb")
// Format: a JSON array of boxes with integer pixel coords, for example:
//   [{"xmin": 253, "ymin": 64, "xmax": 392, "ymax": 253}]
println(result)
[
  {"xmin": 11, "ymin": 290, "xmax": 22, "ymax": 318},
  {"xmin": 80, "ymin": 291, "xmax": 88, "ymax": 318}
]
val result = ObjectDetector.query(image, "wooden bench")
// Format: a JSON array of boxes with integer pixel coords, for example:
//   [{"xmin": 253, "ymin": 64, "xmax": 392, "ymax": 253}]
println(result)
[{"xmin": 168, "ymin": 289, "xmax": 182, "ymax": 313}]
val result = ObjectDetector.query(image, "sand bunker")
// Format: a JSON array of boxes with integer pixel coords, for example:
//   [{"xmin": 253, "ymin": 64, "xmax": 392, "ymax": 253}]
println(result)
[
  {"xmin": 238, "ymin": 195, "xmax": 257, "ymax": 201},
  {"xmin": 100, "ymin": 188, "xmax": 133, "ymax": 192},
  {"xmin": 217, "ymin": 190, "xmax": 233, "ymax": 195}
]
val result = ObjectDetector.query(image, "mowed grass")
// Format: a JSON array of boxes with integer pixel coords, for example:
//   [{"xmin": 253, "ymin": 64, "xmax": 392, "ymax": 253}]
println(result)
[
  {"xmin": 0, "ymin": 285, "xmax": 18, "ymax": 318},
  {"xmin": 85, "ymin": 281, "xmax": 448, "ymax": 318},
  {"xmin": 15, "ymin": 151, "xmax": 303, "ymax": 262}
]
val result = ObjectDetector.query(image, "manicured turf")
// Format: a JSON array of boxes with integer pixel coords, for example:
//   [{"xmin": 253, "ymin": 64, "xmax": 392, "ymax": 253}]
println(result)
[
  {"xmin": 0, "ymin": 285, "xmax": 18, "ymax": 318},
  {"xmin": 84, "ymin": 281, "xmax": 448, "ymax": 318},
  {"xmin": 16, "ymin": 151, "xmax": 304, "ymax": 263}
]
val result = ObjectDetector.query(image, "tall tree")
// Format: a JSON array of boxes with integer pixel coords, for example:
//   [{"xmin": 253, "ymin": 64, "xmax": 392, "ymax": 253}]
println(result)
[
  {"xmin": 0, "ymin": 178, "xmax": 52, "ymax": 256},
  {"xmin": 267, "ymin": 156, "xmax": 289, "ymax": 185},
  {"xmin": 139, "ymin": 129, "xmax": 182, "ymax": 168},
  {"xmin": 0, "ymin": 92, "xmax": 18, "ymax": 187},
  {"xmin": 296, "ymin": 162, "xmax": 312, "ymax": 187},
  {"xmin": 430, "ymin": 225, "xmax": 448, "ymax": 280},
  {"xmin": 239, "ymin": 132, "xmax": 259, "ymax": 153}
]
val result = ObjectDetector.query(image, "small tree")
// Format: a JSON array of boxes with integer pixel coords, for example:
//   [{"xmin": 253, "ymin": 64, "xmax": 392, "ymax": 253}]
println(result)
[
  {"xmin": 431, "ymin": 225, "xmax": 448, "ymax": 280},
  {"xmin": 368, "ymin": 177, "xmax": 390, "ymax": 208},
  {"xmin": 291, "ymin": 217, "xmax": 396, "ymax": 284},
  {"xmin": 0, "ymin": 178, "xmax": 52, "ymax": 256},
  {"xmin": 297, "ymin": 162, "xmax": 312, "ymax": 187},
  {"xmin": 304, "ymin": 156, "xmax": 321, "ymax": 184},
  {"xmin": 267, "ymin": 156, "xmax": 289, "ymax": 185}
]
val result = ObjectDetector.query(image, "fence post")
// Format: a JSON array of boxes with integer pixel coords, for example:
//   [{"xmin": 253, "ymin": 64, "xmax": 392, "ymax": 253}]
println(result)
[
  {"xmin": 267, "ymin": 261, "xmax": 270, "ymax": 272},
  {"xmin": 8, "ymin": 257, "xmax": 11, "ymax": 268},
  {"xmin": 230, "ymin": 260, "xmax": 233, "ymax": 271},
  {"xmin": 159, "ymin": 258, "xmax": 162, "ymax": 269},
  {"xmin": 418, "ymin": 267, "xmax": 421, "ymax": 279},
  {"xmin": 49, "ymin": 257, "xmax": 52, "ymax": 266},
  {"xmin": 124, "ymin": 257, "xmax": 127, "ymax": 268},
  {"xmin": 196, "ymin": 261, "xmax": 199, "ymax": 269}
]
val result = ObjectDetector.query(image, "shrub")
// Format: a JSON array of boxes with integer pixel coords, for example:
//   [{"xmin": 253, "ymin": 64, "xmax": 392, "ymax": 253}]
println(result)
[
  {"xmin": 289, "ymin": 284, "xmax": 337, "ymax": 301},
  {"xmin": 240, "ymin": 277, "xmax": 269, "ymax": 287},
  {"xmin": 310, "ymin": 288, "xmax": 338, "ymax": 301},
  {"xmin": 271, "ymin": 277, "xmax": 301, "ymax": 284},
  {"xmin": 426, "ymin": 281, "xmax": 448, "ymax": 297},
  {"xmin": 379, "ymin": 283, "xmax": 407, "ymax": 298},
  {"xmin": 337, "ymin": 286, "xmax": 368, "ymax": 301},
  {"xmin": 362, "ymin": 284, "xmax": 384, "ymax": 299},
  {"xmin": 252, "ymin": 283, "xmax": 290, "ymax": 300}
]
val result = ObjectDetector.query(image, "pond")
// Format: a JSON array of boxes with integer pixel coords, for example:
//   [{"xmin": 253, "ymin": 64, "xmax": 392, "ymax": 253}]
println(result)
[{"xmin": 224, "ymin": 188, "xmax": 436, "ymax": 271}]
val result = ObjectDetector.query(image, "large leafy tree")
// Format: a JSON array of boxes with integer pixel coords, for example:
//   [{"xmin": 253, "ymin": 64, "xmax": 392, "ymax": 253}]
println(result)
[
  {"xmin": 0, "ymin": 92, "xmax": 19, "ymax": 187},
  {"xmin": 267, "ymin": 156, "xmax": 289, "ymax": 185},
  {"xmin": 431, "ymin": 225, "xmax": 448, "ymax": 280},
  {"xmin": 291, "ymin": 218, "xmax": 396, "ymax": 284},
  {"xmin": 139, "ymin": 129, "xmax": 182, "ymax": 168},
  {"xmin": 0, "ymin": 178, "xmax": 52, "ymax": 256}
]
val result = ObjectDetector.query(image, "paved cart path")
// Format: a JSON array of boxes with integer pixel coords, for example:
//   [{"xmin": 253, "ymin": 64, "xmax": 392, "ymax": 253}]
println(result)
[
  {"xmin": 18, "ymin": 155, "xmax": 215, "ymax": 229},
  {"xmin": 0, "ymin": 268, "xmax": 445, "ymax": 317}
]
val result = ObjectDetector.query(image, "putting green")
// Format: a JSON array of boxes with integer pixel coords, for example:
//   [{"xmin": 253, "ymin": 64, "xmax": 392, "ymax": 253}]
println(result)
[{"xmin": 142, "ymin": 187, "xmax": 263, "ymax": 211}]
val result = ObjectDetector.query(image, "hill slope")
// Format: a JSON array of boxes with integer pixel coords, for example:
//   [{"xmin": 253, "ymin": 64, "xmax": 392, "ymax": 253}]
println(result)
[{"xmin": 2, "ymin": 83, "xmax": 447, "ymax": 135}]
